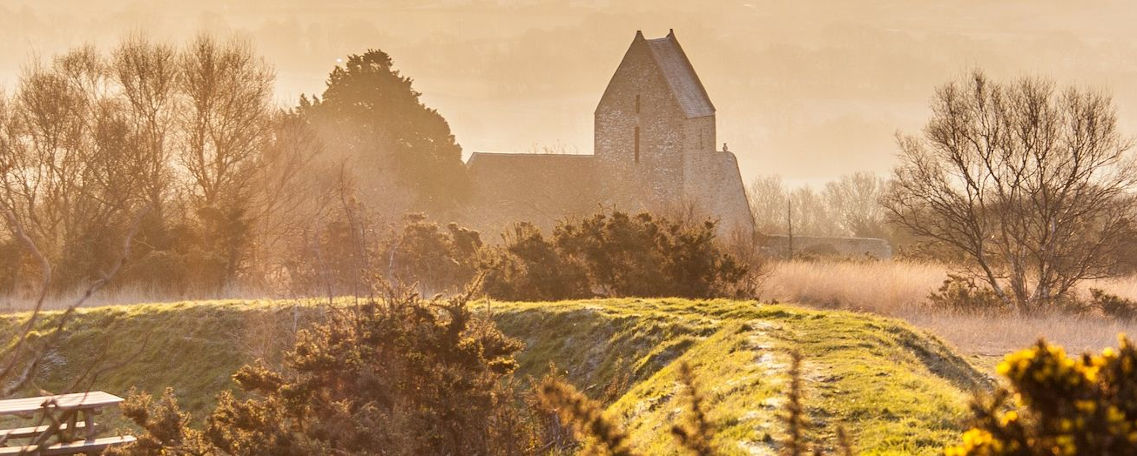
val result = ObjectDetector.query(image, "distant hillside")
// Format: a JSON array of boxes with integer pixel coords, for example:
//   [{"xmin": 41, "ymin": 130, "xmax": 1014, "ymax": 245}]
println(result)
[{"xmin": 0, "ymin": 299, "xmax": 990, "ymax": 455}]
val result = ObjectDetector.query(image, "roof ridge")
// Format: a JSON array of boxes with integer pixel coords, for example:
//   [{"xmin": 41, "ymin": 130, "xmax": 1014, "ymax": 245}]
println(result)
[{"xmin": 643, "ymin": 30, "xmax": 715, "ymax": 118}]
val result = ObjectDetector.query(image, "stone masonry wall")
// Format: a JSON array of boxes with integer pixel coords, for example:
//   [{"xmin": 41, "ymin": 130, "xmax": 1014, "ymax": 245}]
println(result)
[
  {"xmin": 594, "ymin": 36, "xmax": 686, "ymax": 206},
  {"xmin": 683, "ymin": 114, "xmax": 716, "ymax": 153},
  {"xmin": 682, "ymin": 149, "xmax": 755, "ymax": 237},
  {"xmin": 760, "ymin": 235, "xmax": 893, "ymax": 259}
]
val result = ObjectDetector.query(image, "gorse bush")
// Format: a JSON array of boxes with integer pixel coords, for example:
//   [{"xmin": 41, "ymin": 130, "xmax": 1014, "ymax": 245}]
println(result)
[
  {"xmin": 384, "ymin": 213, "xmax": 483, "ymax": 294},
  {"xmin": 111, "ymin": 287, "xmax": 533, "ymax": 455},
  {"xmin": 283, "ymin": 209, "xmax": 758, "ymax": 301},
  {"xmin": 947, "ymin": 337, "xmax": 1137, "ymax": 455},
  {"xmin": 1088, "ymin": 288, "xmax": 1137, "ymax": 321},
  {"xmin": 927, "ymin": 274, "xmax": 1007, "ymax": 315},
  {"xmin": 480, "ymin": 222, "xmax": 592, "ymax": 302},
  {"xmin": 481, "ymin": 211, "xmax": 758, "ymax": 300}
]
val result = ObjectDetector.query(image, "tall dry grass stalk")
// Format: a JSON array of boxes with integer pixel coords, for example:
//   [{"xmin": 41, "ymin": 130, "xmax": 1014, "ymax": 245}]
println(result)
[
  {"xmin": 762, "ymin": 260, "xmax": 1137, "ymax": 357},
  {"xmin": 762, "ymin": 260, "xmax": 947, "ymax": 314}
]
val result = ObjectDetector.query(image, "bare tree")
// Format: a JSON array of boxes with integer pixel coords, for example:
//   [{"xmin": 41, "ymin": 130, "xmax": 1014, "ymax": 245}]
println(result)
[
  {"xmin": 823, "ymin": 172, "xmax": 888, "ymax": 238},
  {"xmin": 789, "ymin": 186, "xmax": 843, "ymax": 237},
  {"xmin": 747, "ymin": 175, "xmax": 788, "ymax": 235},
  {"xmin": 0, "ymin": 47, "xmax": 154, "ymax": 291},
  {"xmin": 883, "ymin": 70, "xmax": 1137, "ymax": 312},
  {"xmin": 112, "ymin": 34, "xmax": 179, "ymax": 213},
  {"xmin": 247, "ymin": 111, "xmax": 336, "ymax": 288},
  {"xmin": 177, "ymin": 34, "xmax": 274, "ymax": 288},
  {"xmin": 749, "ymin": 175, "xmax": 851, "ymax": 238}
]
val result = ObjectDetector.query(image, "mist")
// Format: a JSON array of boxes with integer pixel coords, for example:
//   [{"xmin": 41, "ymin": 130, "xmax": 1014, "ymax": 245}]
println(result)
[{"xmin": 4, "ymin": 0, "xmax": 1136, "ymax": 185}]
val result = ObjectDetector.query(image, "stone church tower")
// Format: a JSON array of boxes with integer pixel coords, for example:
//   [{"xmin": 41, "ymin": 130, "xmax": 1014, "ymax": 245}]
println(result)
[
  {"xmin": 594, "ymin": 30, "xmax": 753, "ymax": 236},
  {"xmin": 465, "ymin": 30, "xmax": 755, "ymax": 239}
]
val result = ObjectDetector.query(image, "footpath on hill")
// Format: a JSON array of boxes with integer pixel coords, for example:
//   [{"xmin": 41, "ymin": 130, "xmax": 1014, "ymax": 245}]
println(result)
[{"xmin": 0, "ymin": 298, "xmax": 989, "ymax": 455}]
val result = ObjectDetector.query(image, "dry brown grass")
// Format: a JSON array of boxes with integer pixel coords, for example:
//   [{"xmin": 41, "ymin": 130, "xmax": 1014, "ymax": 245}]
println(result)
[
  {"xmin": 761, "ymin": 260, "xmax": 947, "ymax": 314},
  {"xmin": 762, "ymin": 260, "xmax": 1137, "ymax": 357}
]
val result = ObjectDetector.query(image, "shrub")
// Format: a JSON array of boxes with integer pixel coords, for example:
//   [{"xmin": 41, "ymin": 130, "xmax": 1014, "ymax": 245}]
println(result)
[
  {"xmin": 383, "ymin": 213, "xmax": 483, "ymax": 294},
  {"xmin": 1089, "ymin": 288, "xmax": 1137, "ymax": 321},
  {"xmin": 946, "ymin": 337, "xmax": 1137, "ymax": 455},
  {"xmin": 113, "ymin": 287, "xmax": 533, "ymax": 455},
  {"xmin": 927, "ymin": 274, "xmax": 1007, "ymax": 315},
  {"xmin": 112, "ymin": 388, "xmax": 213, "ymax": 455},
  {"xmin": 479, "ymin": 211, "xmax": 756, "ymax": 301},
  {"xmin": 480, "ymin": 222, "xmax": 591, "ymax": 301}
]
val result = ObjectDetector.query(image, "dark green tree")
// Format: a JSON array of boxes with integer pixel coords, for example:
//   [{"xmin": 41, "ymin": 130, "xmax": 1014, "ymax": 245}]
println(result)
[{"xmin": 300, "ymin": 50, "xmax": 468, "ymax": 215}]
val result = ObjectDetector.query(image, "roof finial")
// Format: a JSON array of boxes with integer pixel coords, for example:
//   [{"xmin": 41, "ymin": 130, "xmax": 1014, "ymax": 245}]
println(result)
[
  {"xmin": 635, "ymin": 30, "xmax": 644, "ymax": 40},
  {"xmin": 668, "ymin": 28, "xmax": 675, "ymax": 37}
]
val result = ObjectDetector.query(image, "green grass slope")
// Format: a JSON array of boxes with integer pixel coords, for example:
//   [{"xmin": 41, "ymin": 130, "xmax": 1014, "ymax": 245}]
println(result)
[{"xmin": 0, "ymin": 299, "xmax": 989, "ymax": 455}]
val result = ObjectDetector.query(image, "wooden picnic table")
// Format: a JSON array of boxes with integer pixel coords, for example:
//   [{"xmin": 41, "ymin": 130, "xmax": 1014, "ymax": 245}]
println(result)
[
  {"xmin": 0, "ymin": 392, "xmax": 135, "ymax": 455},
  {"xmin": 0, "ymin": 392, "xmax": 123, "ymax": 417}
]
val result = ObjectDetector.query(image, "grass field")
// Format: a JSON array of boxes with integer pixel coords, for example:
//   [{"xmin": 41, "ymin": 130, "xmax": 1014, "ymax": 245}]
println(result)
[
  {"xmin": 763, "ymin": 260, "xmax": 1137, "ymax": 357},
  {"xmin": 0, "ymin": 298, "xmax": 988, "ymax": 455}
]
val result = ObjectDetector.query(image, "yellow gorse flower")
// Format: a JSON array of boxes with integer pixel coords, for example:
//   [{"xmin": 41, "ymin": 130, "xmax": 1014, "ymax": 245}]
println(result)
[{"xmin": 948, "ymin": 337, "xmax": 1137, "ymax": 455}]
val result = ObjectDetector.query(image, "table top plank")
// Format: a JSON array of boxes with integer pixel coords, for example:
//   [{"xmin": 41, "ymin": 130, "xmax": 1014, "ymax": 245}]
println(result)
[{"xmin": 0, "ymin": 392, "xmax": 123, "ymax": 416}]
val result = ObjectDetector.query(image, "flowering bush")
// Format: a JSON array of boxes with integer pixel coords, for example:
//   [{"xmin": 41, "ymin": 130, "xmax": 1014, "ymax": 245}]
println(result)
[{"xmin": 947, "ymin": 337, "xmax": 1137, "ymax": 455}]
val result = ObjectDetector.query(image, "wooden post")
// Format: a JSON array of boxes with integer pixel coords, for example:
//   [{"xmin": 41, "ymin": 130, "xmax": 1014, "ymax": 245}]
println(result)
[
  {"xmin": 83, "ymin": 410, "xmax": 95, "ymax": 441},
  {"xmin": 787, "ymin": 198, "xmax": 794, "ymax": 259}
]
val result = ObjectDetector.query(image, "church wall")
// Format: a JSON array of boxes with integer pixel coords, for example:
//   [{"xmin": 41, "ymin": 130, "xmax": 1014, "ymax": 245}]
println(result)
[
  {"xmin": 465, "ymin": 31, "xmax": 756, "ymax": 244},
  {"xmin": 682, "ymin": 115, "xmax": 716, "ymax": 153},
  {"xmin": 594, "ymin": 38, "xmax": 686, "ymax": 206},
  {"xmin": 682, "ymin": 150, "xmax": 755, "ymax": 238}
]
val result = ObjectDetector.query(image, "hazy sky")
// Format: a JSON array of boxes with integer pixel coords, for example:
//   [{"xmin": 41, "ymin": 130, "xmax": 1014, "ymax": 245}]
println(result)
[{"xmin": 3, "ymin": 0, "xmax": 1136, "ymax": 186}]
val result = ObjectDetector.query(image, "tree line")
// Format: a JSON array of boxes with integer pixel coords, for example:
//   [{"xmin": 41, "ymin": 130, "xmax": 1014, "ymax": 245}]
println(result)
[
  {"xmin": 748, "ymin": 172, "xmax": 891, "ymax": 240},
  {"xmin": 0, "ymin": 34, "xmax": 469, "ymax": 300},
  {"xmin": 0, "ymin": 33, "xmax": 761, "ymax": 303},
  {"xmin": 4, "ymin": 33, "xmax": 1137, "ymax": 317}
]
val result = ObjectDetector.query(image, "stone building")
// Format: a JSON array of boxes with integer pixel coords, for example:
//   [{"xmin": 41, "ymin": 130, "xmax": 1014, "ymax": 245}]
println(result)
[{"xmin": 465, "ymin": 30, "xmax": 754, "ymax": 240}]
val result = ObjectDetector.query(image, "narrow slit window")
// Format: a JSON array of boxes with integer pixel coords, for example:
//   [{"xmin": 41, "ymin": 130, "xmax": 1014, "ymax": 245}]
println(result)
[
  {"xmin": 635, "ymin": 95, "xmax": 640, "ymax": 114},
  {"xmin": 634, "ymin": 127, "xmax": 640, "ymax": 164}
]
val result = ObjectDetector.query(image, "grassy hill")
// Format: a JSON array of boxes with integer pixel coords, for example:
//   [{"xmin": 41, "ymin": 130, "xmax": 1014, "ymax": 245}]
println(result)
[{"xmin": 0, "ymin": 298, "xmax": 990, "ymax": 455}]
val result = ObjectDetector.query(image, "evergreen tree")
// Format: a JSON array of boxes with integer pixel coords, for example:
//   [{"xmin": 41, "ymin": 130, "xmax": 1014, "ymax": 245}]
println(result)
[{"xmin": 300, "ymin": 50, "xmax": 468, "ymax": 216}]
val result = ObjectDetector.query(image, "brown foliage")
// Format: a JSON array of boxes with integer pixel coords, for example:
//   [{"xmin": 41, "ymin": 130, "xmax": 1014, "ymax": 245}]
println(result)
[
  {"xmin": 115, "ymin": 287, "xmax": 533, "ymax": 456},
  {"xmin": 671, "ymin": 362, "xmax": 714, "ymax": 456},
  {"xmin": 481, "ymin": 210, "xmax": 758, "ymax": 301},
  {"xmin": 480, "ymin": 222, "xmax": 592, "ymax": 301},
  {"xmin": 535, "ymin": 377, "xmax": 635, "ymax": 456}
]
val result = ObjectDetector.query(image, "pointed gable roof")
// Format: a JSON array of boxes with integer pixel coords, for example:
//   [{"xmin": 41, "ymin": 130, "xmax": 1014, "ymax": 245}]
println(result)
[{"xmin": 644, "ymin": 30, "xmax": 715, "ymax": 118}]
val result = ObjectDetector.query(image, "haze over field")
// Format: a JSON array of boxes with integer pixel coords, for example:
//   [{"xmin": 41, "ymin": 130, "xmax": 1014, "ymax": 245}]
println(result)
[
  {"xmin": 7, "ymin": 3, "xmax": 1137, "ymax": 454},
  {"xmin": 2, "ymin": 0, "xmax": 1136, "ymax": 184}
]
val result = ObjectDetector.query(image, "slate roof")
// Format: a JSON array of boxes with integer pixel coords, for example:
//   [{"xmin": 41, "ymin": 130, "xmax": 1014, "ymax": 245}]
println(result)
[
  {"xmin": 466, "ymin": 152, "xmax": 597, "ymax": 180},
  {"xmin": 465, "ymin": 152, "xmax": 606, "ymax": 232},
  {"xmin": 645, "ymin": 32, "xmax": 715, "ymax": 118}
]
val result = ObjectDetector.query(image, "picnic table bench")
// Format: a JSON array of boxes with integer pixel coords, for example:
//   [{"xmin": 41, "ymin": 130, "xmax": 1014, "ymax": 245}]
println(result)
[{"xmin": 0, "ymin": 392, "xmax": 135, "ymax": 455}]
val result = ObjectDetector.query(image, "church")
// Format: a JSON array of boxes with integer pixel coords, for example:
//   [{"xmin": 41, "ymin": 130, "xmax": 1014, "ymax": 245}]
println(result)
[{"xmin": 464, "ymin": 30, "xmax": 754, "ymax": 240}]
